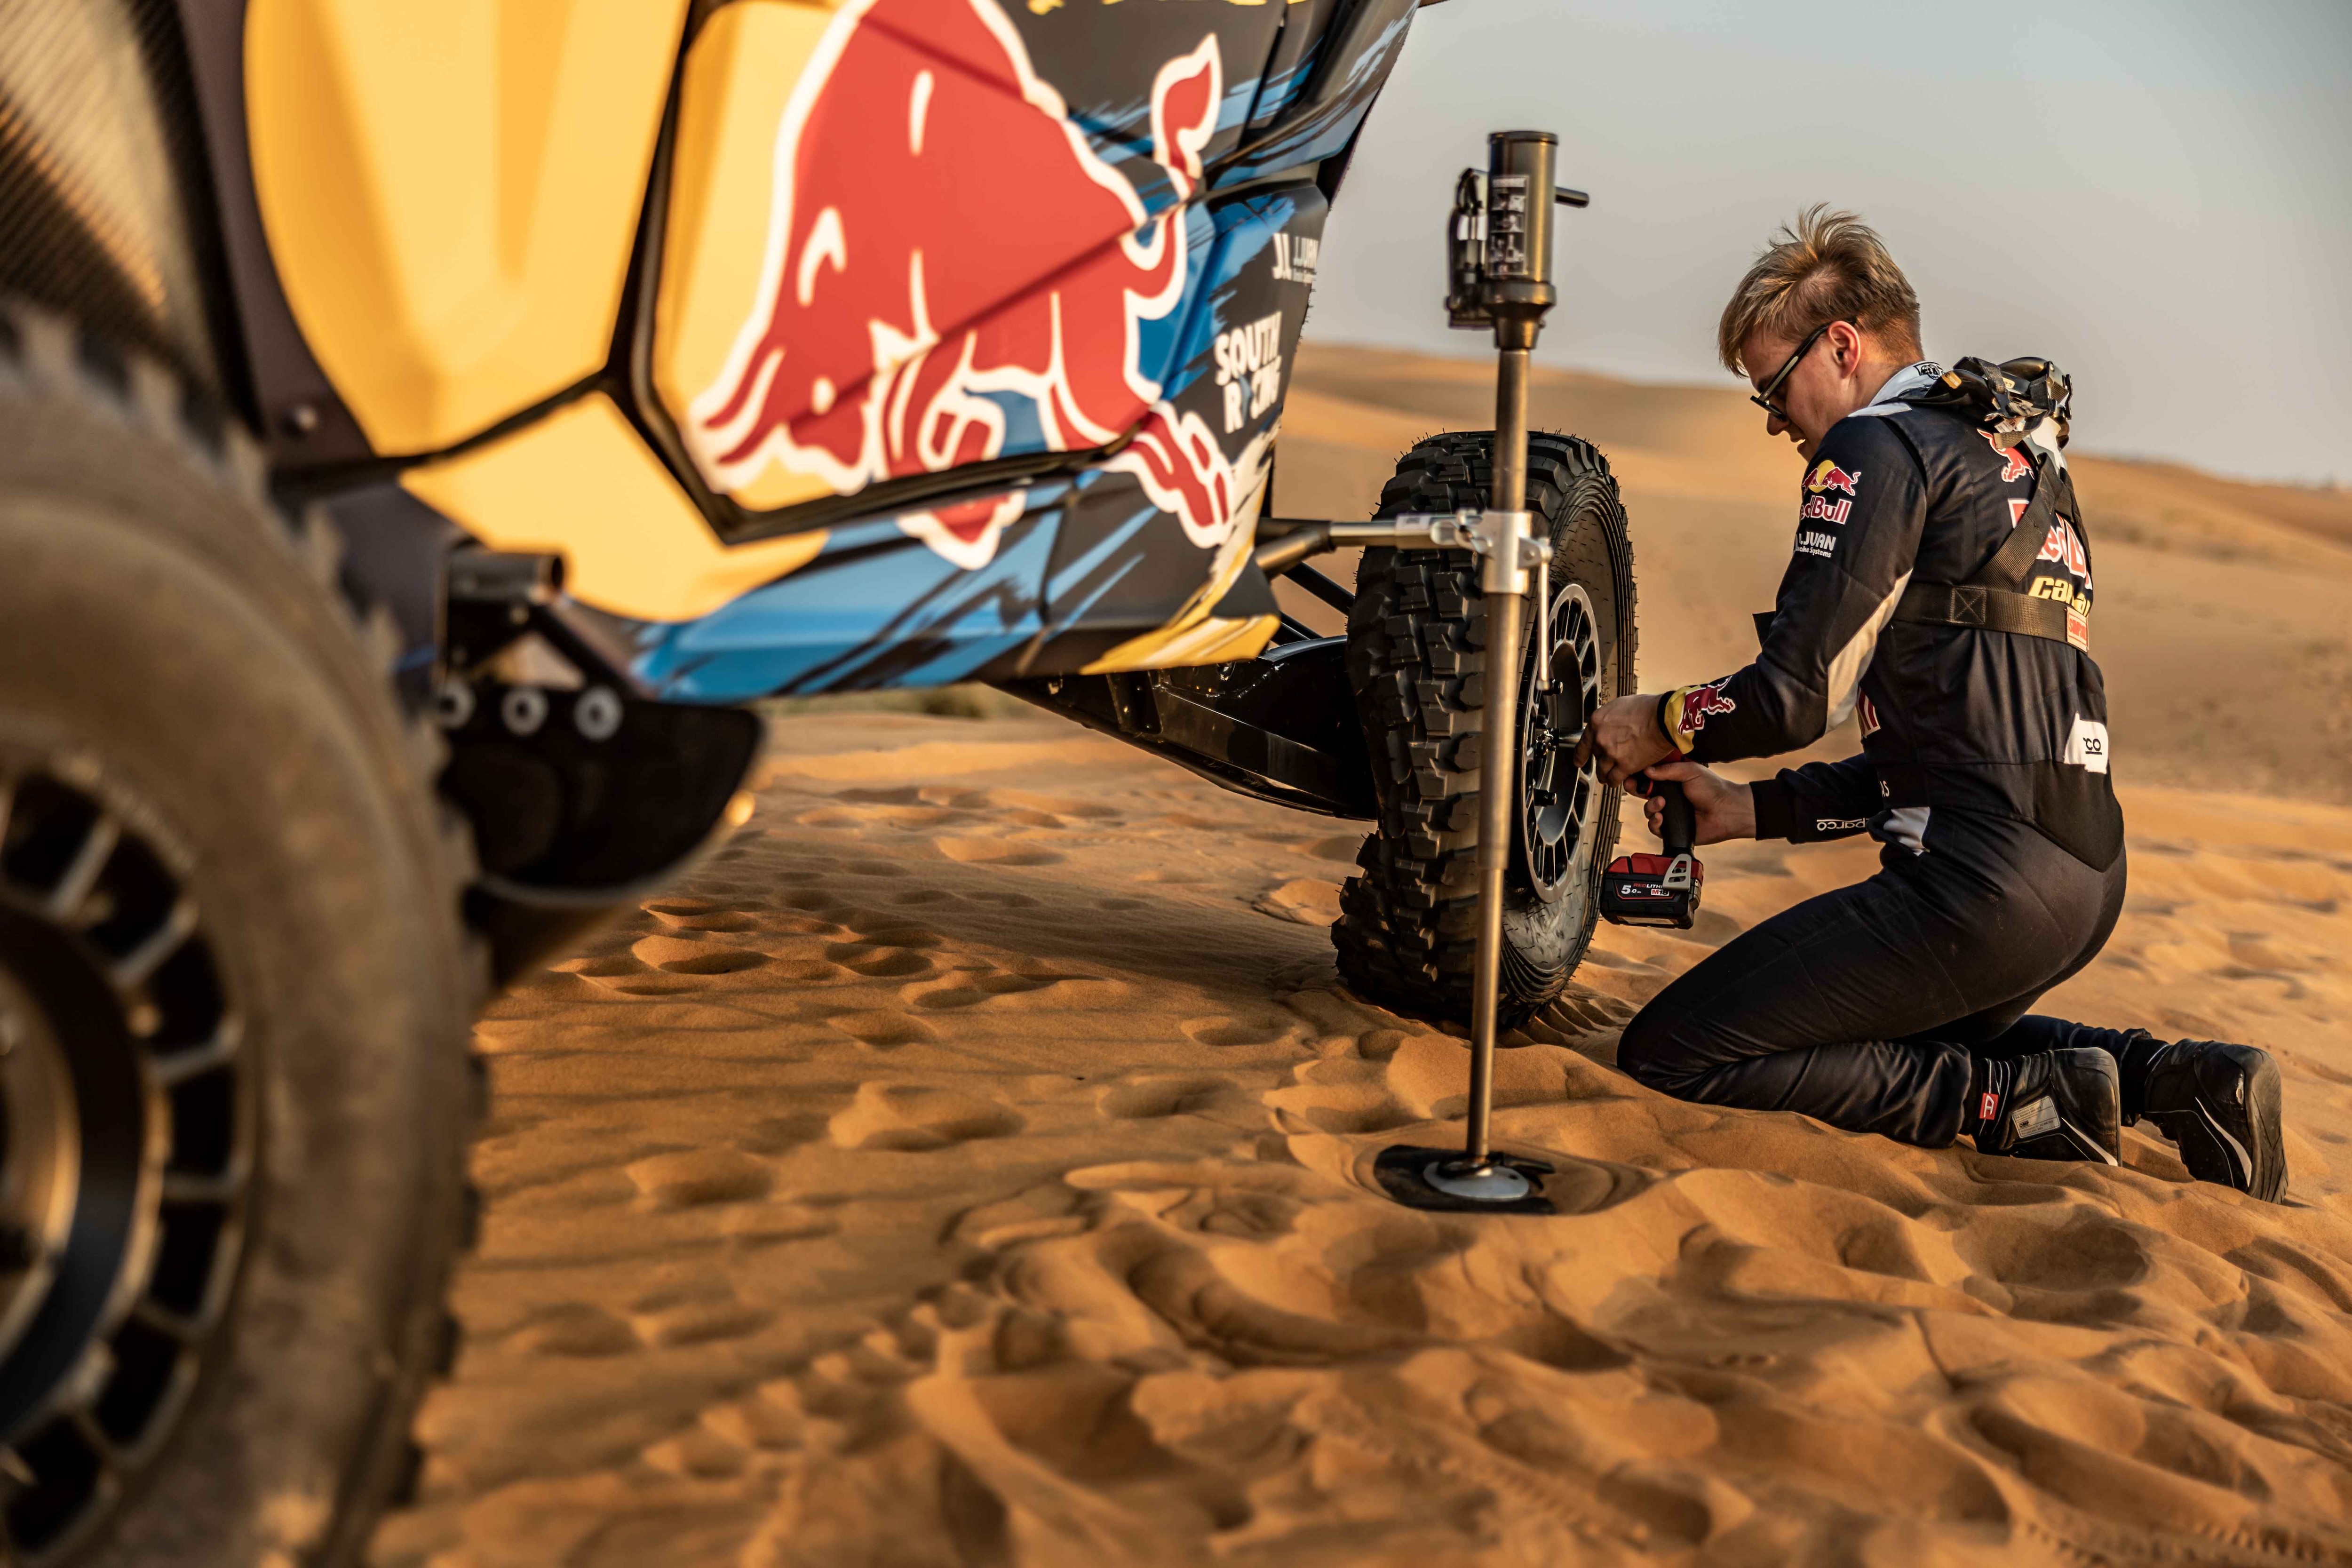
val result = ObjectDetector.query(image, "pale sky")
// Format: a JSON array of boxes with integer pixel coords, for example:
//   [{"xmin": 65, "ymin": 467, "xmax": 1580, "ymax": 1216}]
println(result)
[{"xmin": 1310, "ymin": 0, "xmax": 2352, "ymax": 486}]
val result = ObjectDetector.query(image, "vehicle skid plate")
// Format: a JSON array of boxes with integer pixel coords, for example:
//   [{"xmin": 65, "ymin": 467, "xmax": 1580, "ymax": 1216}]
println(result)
[{"xmin": 997, "ymin": 635, "xmax": 1377, "ymax": 820}]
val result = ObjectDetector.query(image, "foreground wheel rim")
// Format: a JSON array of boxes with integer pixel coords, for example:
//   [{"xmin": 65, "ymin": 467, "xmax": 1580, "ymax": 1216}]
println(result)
[
  {"xmin": 0, "ymin": 752, "xmax": 253, "ymax": 1563},
  {"xmin": 1518, "ymin": 581, "xmax": 1605, "ymax": 902}
]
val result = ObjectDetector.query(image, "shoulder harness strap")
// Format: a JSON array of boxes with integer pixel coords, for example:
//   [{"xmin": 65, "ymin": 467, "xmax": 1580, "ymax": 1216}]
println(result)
[{"xmin": 1891, "ymin": 446, "xmax": 2089, "ymax": 651}]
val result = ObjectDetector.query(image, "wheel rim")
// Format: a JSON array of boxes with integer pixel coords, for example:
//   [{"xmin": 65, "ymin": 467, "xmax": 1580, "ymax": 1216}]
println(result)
[
  {"xmin": 1517, "ymin": 580, "xmax": 1605, "ymax": 902},
  {"xmin": 0, "ymin": 753, "xmax": 253, "ymax": 1563}
]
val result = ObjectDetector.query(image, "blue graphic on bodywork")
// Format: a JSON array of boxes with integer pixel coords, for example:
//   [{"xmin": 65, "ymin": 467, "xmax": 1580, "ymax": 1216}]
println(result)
[{"xmin": 627, "ymin": 489, "xmax": 1069, "ymax": 701}]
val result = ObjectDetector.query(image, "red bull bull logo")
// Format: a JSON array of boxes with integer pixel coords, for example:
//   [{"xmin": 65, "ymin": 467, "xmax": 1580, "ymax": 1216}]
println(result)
[
  {"xmin": 1675, "ymin": 682, "xmax": 1736, "ymax": 737},
  {"xmin": 1980, "ymin": 430, "xmax": 2033, "ymax": 482},
  {"xmin": 1805, "ymin": 459, "xmax": 1861, "ymax": 496},
  {"xmin": 687, "ymin": 0, "xmax": 1240, "ymax": 569}
]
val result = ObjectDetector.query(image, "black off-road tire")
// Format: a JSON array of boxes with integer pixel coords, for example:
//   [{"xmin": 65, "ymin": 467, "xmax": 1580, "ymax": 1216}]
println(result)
[
  {"xmin": 0, "ymin": 304, "xmax": 484, "ymax": 1566},
  {"xmin": 1335, "ymin": 431, "xmax": 1636, "ymax": 1028}
]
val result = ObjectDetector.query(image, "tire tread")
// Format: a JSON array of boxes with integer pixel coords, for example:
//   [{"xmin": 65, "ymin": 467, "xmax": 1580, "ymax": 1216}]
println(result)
[{"xmin": 1334, "ymin": 430, "xmax": 1636, "ymax": 1028}]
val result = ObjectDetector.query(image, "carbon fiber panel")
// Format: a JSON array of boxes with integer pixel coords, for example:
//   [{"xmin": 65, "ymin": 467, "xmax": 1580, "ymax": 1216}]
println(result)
[{"xmin": 0, "ymin": 0, "xmax": 220, "ymax": 388}]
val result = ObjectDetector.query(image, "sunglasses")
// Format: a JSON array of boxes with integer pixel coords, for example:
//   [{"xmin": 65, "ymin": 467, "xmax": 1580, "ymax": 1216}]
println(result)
[{"xmin": 1749, "ymin": 319, "xmax": 1849, "ymax": 422}]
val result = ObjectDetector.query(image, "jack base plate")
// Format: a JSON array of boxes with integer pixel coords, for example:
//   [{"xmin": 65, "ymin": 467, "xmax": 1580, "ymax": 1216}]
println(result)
[{"xmin": 1374, "ymin": 1145, "xmax": 1556, "ymax": 1214}]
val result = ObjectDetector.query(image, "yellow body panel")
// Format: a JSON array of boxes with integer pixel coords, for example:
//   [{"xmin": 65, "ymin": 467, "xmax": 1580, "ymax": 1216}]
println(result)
[
  {"xmin": 247, "ymin": 0, "xmax": 688, "ymax": 453},
  {"xmin": 401, "ymin": 395, "xmax": 826, "ymax": 621},
  {"xmin": 652, "ymin": 1, "xmax": 839, "ymax": 514}
]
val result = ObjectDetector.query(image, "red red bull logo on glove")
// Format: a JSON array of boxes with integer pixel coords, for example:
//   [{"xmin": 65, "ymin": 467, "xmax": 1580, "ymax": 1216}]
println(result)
[
  {"xmin": 1676, "ymin": 683, "xmax": 1736, "ymax": 738},
  {"xmin": 688, "ymin": 0, "xmax": 1240, "ymax": 569}
]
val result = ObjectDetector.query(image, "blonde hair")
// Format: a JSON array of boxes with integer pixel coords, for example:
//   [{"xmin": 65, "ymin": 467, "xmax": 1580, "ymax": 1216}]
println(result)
[{"xmin": 1718, "ymin": 205, "xmax": 1923, "ymax": 374}]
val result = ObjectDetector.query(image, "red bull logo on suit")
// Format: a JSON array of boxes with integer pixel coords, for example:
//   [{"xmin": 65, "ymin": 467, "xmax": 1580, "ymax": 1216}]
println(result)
[
  {"xmin": 1805, "ymin": 459, "xmax": 1861, "ymax": 496},
  {"xmin": 688, "ymin": 0, "xmax": 1243, "ymax": 570}
]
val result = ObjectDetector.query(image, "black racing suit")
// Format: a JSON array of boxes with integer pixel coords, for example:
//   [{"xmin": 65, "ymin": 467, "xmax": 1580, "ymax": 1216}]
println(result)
[{"xmin": 1617, "ymin": 363, "xmax": 2141, "ymax": 1147}]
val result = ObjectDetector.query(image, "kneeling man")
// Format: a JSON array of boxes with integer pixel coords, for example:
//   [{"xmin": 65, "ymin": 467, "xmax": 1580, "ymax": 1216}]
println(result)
[{"xmin": 1583, "ymin": 206, "xmax": 2284, "ymax": 1198}]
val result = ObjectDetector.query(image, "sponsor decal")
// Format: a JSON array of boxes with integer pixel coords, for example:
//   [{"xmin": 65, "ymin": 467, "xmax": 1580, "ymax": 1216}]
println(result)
[
  {"xmin": 1799, "ymin": 494, "xmax": 1851, "ymax": 526},
  {"xmin": 1981, "ymin": 430, "xmax": 2033, "ymax": 482},
  {"xmin": 2011, "ymin": 1096, "xmax": 2060, "ymax": 1140},
  {"xmin": 2029, "ymin": 574, "xmax": 2075, "ymax": 604},
  {"xmin": 1675, "ymin": 683, "xmax": 1735, "ymax": 737},
  {"xmin": 1795, "ymin": 528, "xmax": 1837, "ymax": 559},
  {"xmin": 1816, "ymin": 817, "xmax": 1868, "ymax": 832},
  {"xmin": 1805, "ymin": 459, "xmax": 1862, "ymax": 496},
  {"xmin": 1980, "ymin": 1090, "xmax": 2001, "ymax": 1124},
  {"xmin": 2009, "ymin": 498, "xmax": 2030, "ymax": 526},
  {"xmin": 1858, "ymin": 693, "xmax": 1881, "ymax": 737},
  {"xmin": 2063, "ymin": 714, "xmax": 2110, "ymax": 773},
  {"xmin": 2034, "ymin": 517, "xmax": 2092, "ymax": 589},
  {"xmin": 2066, "ymin": 605, "xmax": 2090, "ymax": 650},
  {"xmin": 1216, "ymin": 310, "xmax": 1284, "ymax": 434},
  {"xmin": 690, "ymin": 0, "xmax": 1240, "ymax": 568},
  {"xmin": 1270, "ymin": 231, "xmax": 1319, "ymax": 285}
]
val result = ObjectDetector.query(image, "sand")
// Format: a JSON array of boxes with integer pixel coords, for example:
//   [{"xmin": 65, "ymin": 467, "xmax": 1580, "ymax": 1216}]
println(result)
[{"xmin": 374, "ymin": 346, "xmax": 2352, "ymax": 1568}]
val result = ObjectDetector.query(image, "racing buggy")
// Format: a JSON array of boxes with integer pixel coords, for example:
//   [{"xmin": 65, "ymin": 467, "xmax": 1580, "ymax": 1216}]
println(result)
[{"xmin": 0, "ymin": 0, "xmax": 1632, "ymax": 1560}]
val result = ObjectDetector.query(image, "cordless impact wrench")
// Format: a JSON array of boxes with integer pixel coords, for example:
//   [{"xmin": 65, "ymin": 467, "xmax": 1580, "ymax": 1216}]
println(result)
[{"xmin": 1599, "ymin": 778, "xmax": 1704, "ymax": 929}]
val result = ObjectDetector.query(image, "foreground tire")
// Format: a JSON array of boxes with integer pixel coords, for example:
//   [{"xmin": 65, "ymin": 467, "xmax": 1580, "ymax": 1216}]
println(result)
[
  {"xmin": 0, "ymin": 307, "xmax": 479, "ymax": 1566},
  {"xmin": 1335, "ymin": 431, "xmax": 1637, "ymax": 1028}
]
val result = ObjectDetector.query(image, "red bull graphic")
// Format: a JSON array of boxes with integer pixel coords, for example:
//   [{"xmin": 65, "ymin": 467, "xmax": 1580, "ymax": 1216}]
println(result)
[
  {"xmin": 2035, "ymin": 516, "xmax": 2092, "ymax": 588},
  {"xmin": 1805, "ymin": 459, "xmax": 1861, "ymax": 496},
  {"xmin": 1675, "ymin": 682, "xmax": 1736, "ymax": 738},
  {"xmin": 688, "ymin": 0, "xmax": 1241, "ymax": 570},
  {"xmin": 1981, "ymin": 430, "xmax": 2033, "ymax": 482}
]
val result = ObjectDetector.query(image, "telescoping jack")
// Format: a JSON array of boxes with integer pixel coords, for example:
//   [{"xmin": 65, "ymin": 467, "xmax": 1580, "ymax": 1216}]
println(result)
[{"xmin": 1383, "ymin": 130, "xmax": 1583, "ymax": 1215}]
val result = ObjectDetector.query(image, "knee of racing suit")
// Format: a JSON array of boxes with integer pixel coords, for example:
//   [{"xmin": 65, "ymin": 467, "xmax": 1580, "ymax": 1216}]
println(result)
[{"xmin": 1614, "ymin": 1002, "xmax": 1694, "ymax": 1096}]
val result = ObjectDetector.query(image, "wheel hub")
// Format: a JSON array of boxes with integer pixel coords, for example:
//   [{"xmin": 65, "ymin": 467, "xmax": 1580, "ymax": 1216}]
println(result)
[
  {"xmin": 0, "ymin": 754, "xmax": 252, "ymax": 1561},
  {"xmin": 1517, "ymin": 581, "xmax": 1605, "ymax": 901}
]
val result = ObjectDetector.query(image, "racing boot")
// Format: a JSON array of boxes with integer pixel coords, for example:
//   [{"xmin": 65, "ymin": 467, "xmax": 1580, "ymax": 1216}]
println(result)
[
  {"xmin": 2134, "ymin": 1038, "xmax": 2285, "ymax": 1201},
  {"xmin": 1971, "ymin": 1049, "xmax": 2121, "ymax": 1165}
]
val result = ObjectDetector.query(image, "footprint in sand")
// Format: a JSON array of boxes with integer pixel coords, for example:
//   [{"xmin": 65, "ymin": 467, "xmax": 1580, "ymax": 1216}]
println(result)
[
  {"xmin": 507, "ymin": 1303, "xmax": 639, "ymax": 1358},
  {"xmin": 643, "ymin": 898, "xmax": 759, "ymax": 932},
  {"xmin": 1183, "ymin": 1016, "xmax": 1291, "ymax": 1049},
  {"xmin": 906, "ymin": 970, "xmax": 1068, "ymax": 1010},
  {"xmin": 1096, "ymin": 1076, "xmax": 1240, "ymax": 1120},
  {"xmin": 827, "ymin": 1082, "xmax": 1023, "ymax": 1150},
  {"xmin": 1301, "ymin": 834, "xmax": 1367, "ymax": 864},
  {"xmin": 903, "ymin": 963, "xmax": 1087, "ymax": 1011},
  {"xmin": 553, "ymin": 950, "xmax": 703, "ymax": 996},
  {"xmin": 826, "ymin": 1010, "xmax": 939, "ymax": 1050},
  {"xmin": 631, "ymin": 935, "xmax": 772, "ymax": 976},
  {"xmin": 824, "ymin": 940, "xmax": 936, "ymax": 979},
  {"xmin": 935, "ymin": 836, "xmax": 1064, "ymax": 867},
  {"xmin": 983, "ymin": 789, "xmax": 1121, "ymax": 822},
  {"xmin": 625, "ymin": 1148, "xmax": 775, "ymax": 1209}
]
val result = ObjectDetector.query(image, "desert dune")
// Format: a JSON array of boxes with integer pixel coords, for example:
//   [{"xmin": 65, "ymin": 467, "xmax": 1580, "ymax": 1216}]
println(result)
[{"xmin": 374, "ymin": 344, "xmax": 2352, "ymax": 1568}]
